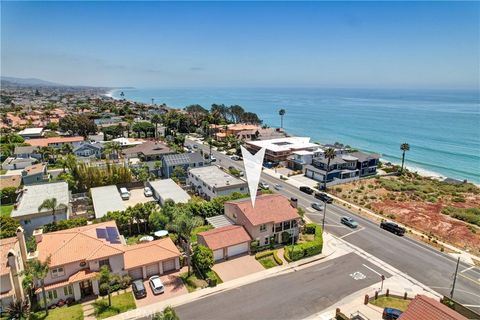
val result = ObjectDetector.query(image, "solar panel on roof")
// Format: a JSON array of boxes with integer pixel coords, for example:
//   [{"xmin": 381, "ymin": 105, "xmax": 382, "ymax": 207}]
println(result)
[
  {"xmin": 106, "ymin": 226, "xmax": 121, "ymax": 244},
  {"xmin": 96, "ymin": 228, "xmax": 107, "ymax": 239}
]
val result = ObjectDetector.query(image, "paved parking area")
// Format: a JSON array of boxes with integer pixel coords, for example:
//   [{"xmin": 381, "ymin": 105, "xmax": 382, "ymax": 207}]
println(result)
[
  {"xmin": 124, "ymin": 188, "xmax": 155, "ymax": 207},
  {"xmin": 134, "ymin": 269, "xmax": 188, "ymax": 307},
  {"xmin": 212, "ymin": 254, "xmax": 264, "ymax": 282},
  {"xmin": 289, "ymin": 174, "xmax": 318, "ymax": 188}
]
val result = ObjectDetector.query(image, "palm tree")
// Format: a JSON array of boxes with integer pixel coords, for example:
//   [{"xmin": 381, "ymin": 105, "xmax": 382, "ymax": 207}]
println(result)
[
  {"xmin": 167, "ymin": 211, "xmax": 203, "ymax": 276},
  {"xmin": 154, "ymin": 160, "xmax": 162, "ymax": 178},
  {"xmin": 38, "ymin": 198, "xmax": 67, "ymax": 225},
  {"xmin": 151, "ymin": 114, "xmax": 161, "ymax": 140},
  {"xmin": 400, "ymin": 143, "xmax": 410, "ymax": 173},
  {"xmin": 103, "ymin": 141, "xmax": 122, "ymax": 160},
  {"xmin": 323, "ymin": 148, "xmax": 336, "ymax": 191},
  {"xmin": 23, "ymin": 257, "xmax": 51, "ymax": 316},
  {"xmin": 6, "ymin": 299, "xmax": 30, "ymax": 319},
  {"xmin": 97, "ymin": 265, "xmax": 114, "ymax": 307},
  {"xmin": 61, "ymin": 143, "xmax": 73, "ymax": 155},
  {"xmin": 278, "ymin": 109, "xmax": 286, "ymax": 129},
  {"xmin": 36, "ymin": 146, "xmax": 53, "ymax": 162}
]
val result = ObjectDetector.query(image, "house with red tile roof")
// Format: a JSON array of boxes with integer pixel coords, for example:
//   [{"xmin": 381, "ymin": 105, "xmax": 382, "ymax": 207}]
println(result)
[
  {"xmin": 197, "ymin": 225, "xmax": 252, "ymax": 261},
  {"xmin": 399, "ymin": 295, "xmax": 467, "ymax": 320},
  {"xmin": 26, "ymin": 220, "xmax": 181, "ymax": 306},
  {"xmin": 26, "ymin": 136, "xmax": 84, "ymax": 148},
  {"xmin": 224, "ymin": 194, "xmax": 301, "ymax": 247}
]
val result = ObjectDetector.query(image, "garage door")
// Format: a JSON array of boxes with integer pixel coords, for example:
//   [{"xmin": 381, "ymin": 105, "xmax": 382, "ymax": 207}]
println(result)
[
  {"xmin": 163, "ymin": 259, "xmax": 176, "ymax": 272},
  {"xmin": 213, "ymin": 249, "xmax": 224, "ymax": 261},
  {"xmin": 227, "ymin": 242, "xmax": 248, "ymax": 257},
  {"xmin": 128, "ymin": 268, "xmax": 143, "ymax": 280},
  {"xmin": 146, "ymin": 263, "xmax": 159, "ymax": 277}
]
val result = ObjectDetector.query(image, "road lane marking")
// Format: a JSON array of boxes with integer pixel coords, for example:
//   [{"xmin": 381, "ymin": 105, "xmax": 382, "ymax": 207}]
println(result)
[
  {"xmin": 339, "ymin": 227, "xmax": 365, "ymax": 239},
  {"xmin": 350, "ymin": 271, "xmax": 366, "ymax": 280},
  {"xmin": 459, "ymin": 273, "xmax": 480, "ymax": 286},
  {"xmin": 460, "ymin": 266, "xmax": 476, "ymax": 273},
  {"xmin": 362, "ymin": 264, "xmax": 383, "ymax": 277}
]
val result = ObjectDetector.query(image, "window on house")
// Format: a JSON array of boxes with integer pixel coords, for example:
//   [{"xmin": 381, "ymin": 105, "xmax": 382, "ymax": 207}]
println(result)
[
  {"xmin": 48, "ymin": 290, "xmax": 58, "ymax": 300},
  {"xmin": 99, "ymin": 259, "xmax": 110, "ymax": 270},
  {"xmin": 264, "ymin": 237, "xmax": 269, "ymax": 245},
  {"xmin": 283, "ymin": 221, "xmax": 291, "ymax": 230},
  {"xmin": 292, "ymin": 220, "xmax": 298, "ymax": 227},
  {"xmin": 63, "ymin": 285, "xmax": 73, "ymax": 296},
  {"xmin": 51, "ymin": 267, "xmax": 65, "ymax": 278},
  {"xmin": 260, "ymin": 224, "xmax": 266, "ymax": 232},
  {"xmin": 275, "ymin": 223, "xmax": 282, "ymax": 233}
]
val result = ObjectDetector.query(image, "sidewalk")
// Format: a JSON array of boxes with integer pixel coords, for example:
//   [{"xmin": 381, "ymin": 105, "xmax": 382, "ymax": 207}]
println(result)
[{"xmin": 262, "ymin": 168, "xmax": 479, "ymax": 265}]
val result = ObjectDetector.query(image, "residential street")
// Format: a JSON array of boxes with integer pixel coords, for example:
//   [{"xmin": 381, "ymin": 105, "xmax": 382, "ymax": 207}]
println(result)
[
  {"xmin": 188, "ymin": 138, "xmax": 480, "ymax": 313},
  {"xmin": 176, "ymin": 252, "xmax": 389, "ymax": 320}
]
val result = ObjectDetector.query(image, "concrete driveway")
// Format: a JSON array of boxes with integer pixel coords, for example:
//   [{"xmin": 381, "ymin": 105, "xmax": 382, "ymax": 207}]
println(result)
[
  {"xmin": 124, "ymin": 188, "xmax": 155, "ymax": 208},
  {"xmin": 212, "ymin": 254, "xmax": 264, "ymax": 282},
  {"xmin": 134, "ymin": 269, "xmax": 188, "ymax": 307}
]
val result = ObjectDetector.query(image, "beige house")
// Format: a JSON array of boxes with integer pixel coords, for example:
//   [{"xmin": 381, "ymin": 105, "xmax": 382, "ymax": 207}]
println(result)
[
  {"xmin": 0, "ymin": 228, "xmax": 27, "ymax": 310},
  {"xmin": 224, "ymin": 194, "xmax": 301, "ymax": 247},
  {"xmin": 4, "ymin": 221, "xmax": 181, "ymax": 307}
]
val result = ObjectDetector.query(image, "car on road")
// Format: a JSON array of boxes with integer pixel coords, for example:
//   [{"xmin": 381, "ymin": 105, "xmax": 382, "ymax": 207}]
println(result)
[
  {"xmin": 274, "ymin": 184, "xmax": 282, "ymax": 190},
  {"xmin": 210, "ymin": 156, "xmax": 217, "ymax": 162},
  {"xmin": 314, "ymin": 192, "xmax": 333, "ymax": 203},
  {"xmin": 238, "ymin": 171, "xmax": 244, "ymax": 177},
  {"xmin": 299, "ymin": 186, "xmax": 314, "ymax": 195},
  {"xmin": 382, "ymin": 307, "xmax": 402, "ymax": 320},
  {"xmin": 143, "ymin": 187, "xmax": 153, "ymax": 197},
  {"xmin": 132, "ymin": 280, "xmax": 147, "ymax": 299},
  {"xmin": 148, "ymin": 275, "xmax": 165, "ymax": 295},
  {"xmin": 259, "ymin": 182, "xmax": 269, "ymax": 189},
  {"xmin": 192, "ymin": 144, "xmax": 198, "ymax": 149},
  {"xmin": 311, "ymin": 202, "xmax": 323, "ymax": 211},
  {"xmin": 340, "ymin": 216, "xmax": 358, "ymax": 228},
  {"xmin": 380, "ymin": 221, "xmax": 406, "ymax": 236},
  {"xmin": 230, "ymin": 155, "xmax": 240, "ymax": 160}
]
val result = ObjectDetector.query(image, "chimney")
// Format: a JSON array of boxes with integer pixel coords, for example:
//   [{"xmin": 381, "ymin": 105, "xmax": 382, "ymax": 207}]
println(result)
[
  {"xmin": 33, "ymin": 228, "xmax": 43, "ymax": 244},
  {"xmin": 7, "ymin": 250, "xmax": 25, "ymax": 301},
  {"xmin": 16, "ymin": 227, "xmax": 27, "ymax": 265}
]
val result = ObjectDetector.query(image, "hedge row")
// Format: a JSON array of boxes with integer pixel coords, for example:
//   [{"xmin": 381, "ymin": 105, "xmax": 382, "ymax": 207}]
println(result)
[
  {"xmin": 284, "ymin": 224, "xmax": 323, "ymax": 262},
  {"xmin": 255, "ymin": 250, "xmax": 284, "ymax": 266}
]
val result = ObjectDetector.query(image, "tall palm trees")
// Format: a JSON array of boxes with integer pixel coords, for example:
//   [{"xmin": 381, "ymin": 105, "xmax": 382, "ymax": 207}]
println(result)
[
  {"xmin": 167, "ymin": 210, "xmax": 203, "ymax": 276},
  {"xmin": 278, "ymin": 109, "xmax": 286, "ymax": 129},
  {"xmin": 103, "ymin": 141, "xmax": 122, "ymax": 160},
  {"xmin": 151, "ymin": 114, "xmax": 161, "ymax": 140},
  {"xmin": 400, "ymin": 143, "xmax": 410, "ymax": 173},
  {"xmin": 23, "ymin": 257, "xmax": 51, "ymax": 316},
  {"xmin": 38, "ymin": 198, "xmax": 67, "ymax": 225},
  {"xmin": 323, "ymin": 147, "xmax": 336, "ymax": 191}
]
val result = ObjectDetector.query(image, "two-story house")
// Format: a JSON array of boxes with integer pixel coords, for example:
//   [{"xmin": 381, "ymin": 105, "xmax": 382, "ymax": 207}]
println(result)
[
  {"xmin": 21, "ymin": 163, "xmax": 49, "ymax": 185},
  {"xmin": 161, "ymin": 152, "xmax": 205, "ymax": 179}
]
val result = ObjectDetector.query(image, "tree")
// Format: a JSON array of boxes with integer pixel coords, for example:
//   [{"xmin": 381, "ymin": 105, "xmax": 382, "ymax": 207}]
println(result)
[
  {"xmin": 24, "ymin": 257, "xmax": 51, "ymax": 315},
  {"xmin": 167, "ymin": 210, "xmax": 204, "ymax": 276},
  {"xmin": 38, "ymin": 198, "xmax": 67, "ymax": 225},
  {"xmin": 0, "ymin": 186, "xmax": 17, "ymax": 205},
  {"xmin": 151, "ymin": 114, "xmax": 162, "ymax": 140},
  {"xmin": 103, "ymin": 141, "xmax": 122, "ymax": 160},
  {"xmin": 323, "ymin": 148, "xmax": 336, "ymax": 191},
  {"xmin": 6, "ymin": 299, "xmax": 30, "ymax": 320},
  {"xmin": 35, "ymin": 146, "xmax": 53, "ymax": 162},
  {"xmin": 400, "ymin": 143, "xmax": 410, "ymax": 173},
  {"xmin": 97, "ymin": 265, "xmax": 114, "ymax": 306},
  {"xmin": 0, "ymin": 216, "xmax": 20, "ymax": 239},
  {"xmin": 153, "ymin": 306, "xmax": 180, "ymax": 320},
  {"xmin": 59, "ymin": 114, "xmax": 97, "ymax": 138},
  {"xmin": 171, "ymin": 166, "xmax": 186, "ymax": 183},
  {"xmin": 185, "ymin": 104, "xmax": 208, "ymax": 126},
  {"xmin": 154, "ymin": 160, "xmax": 162, "ymax": 177},
  {"xmin": 278, "ymin": 109, "xmax": 286, "ymax": 129},
  {"xmin": 192, "ymin": 245, "xmax": 214, "ymax": 274}
]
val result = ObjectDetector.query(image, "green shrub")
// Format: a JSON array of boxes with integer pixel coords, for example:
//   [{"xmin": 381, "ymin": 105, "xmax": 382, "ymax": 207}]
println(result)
[
  {"xmin": 288, "ymin": 224, "xmax": 323, "ymax": 261},
  {"xmin": 273, "ymin": 251, "xmax": 283, "ymax": 265},
  {"xmin": 304, "ymin": 224, "xmax": 316, "ymax": 234},
  {"xmin": 442, "ymin": 207, "xmax": 480, "ymax": 227},
  {"xmin": 250, "ymin": 240, "xmax": 259, "ymax": 252},
  {"xmin": 192, "ymin": 245, "xmax": 214, "ymax": 274},
  {"xmin": 0, "ymin": 187, "xmax": 17, "ymax": 205},
  {"xmin": 255, "ymin": 250, "xmax": 274, "ymax": 259}
]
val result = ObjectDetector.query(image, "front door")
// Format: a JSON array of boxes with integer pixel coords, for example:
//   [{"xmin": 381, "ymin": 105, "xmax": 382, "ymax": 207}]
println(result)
[{"xmin": 79, "ymin": 280, "xmax": 93, "ymax": 298}]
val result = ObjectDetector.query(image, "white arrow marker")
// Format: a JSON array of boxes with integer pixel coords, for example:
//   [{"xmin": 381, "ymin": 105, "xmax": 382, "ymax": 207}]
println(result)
[{"xmin": 241, "ymin": 146, "xmax": 266, "ymax": 208}]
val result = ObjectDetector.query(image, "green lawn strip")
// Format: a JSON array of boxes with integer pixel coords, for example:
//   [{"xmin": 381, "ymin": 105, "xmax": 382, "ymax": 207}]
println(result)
[
  {"xmin": 30, "ymin": 303, "xmax": 84, "ymax": 320},
  {"xmin": 370, "ymin": 296, "xmax": 411, "ymax": 312},
  {"xmin": 258, "ymin": 255, "xmax": 278, "ymax": 269},
  {"xmin": 0, "ymin": 205, "xmax": 13, "ymax": 217},
  {"xmin": 205, "ymin": 269, "xmax": 223, "ymax": 284},
  {"xmin": 94, "ymin": 292, "xmax": 136, "ymax": 319},
  {"xmin": 190, "ymin": 225, "xmax": 213, "ymax": 242},
  {"xmin": 179, "ymin": 272, "xmax": 208, "ymax": 292}
]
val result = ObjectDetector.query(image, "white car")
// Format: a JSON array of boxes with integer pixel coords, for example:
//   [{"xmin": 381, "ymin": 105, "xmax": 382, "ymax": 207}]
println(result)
[
  {"xmin": 274, "ymin": 184, "xmax": 282, "ymax": 190},
  {"xmin": 259, "ymin": 182, "xmax": 269, "ymax": 189},
  {"xmin": 230, "ymin": 155, "xmax": 240, "ymax": 160},
  {"xmin": 143, "ymin": 187, "xmax": 153, "ymax": 197},
  {"xmin": 149, "ymin": 275, "xmax": 164, "ymax": 295},
  {"xmin": 210, "ymin": 156, "xmax": 217, "ymax": 162},
  {"xmin": 311, "ymin": 202, "xmax": 323, "ymax": 211}
]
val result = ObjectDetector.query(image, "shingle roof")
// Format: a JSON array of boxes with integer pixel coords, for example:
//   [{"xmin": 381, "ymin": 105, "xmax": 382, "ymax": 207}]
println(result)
[
  {"xmin": 226, "ymin": 194, "xmax": 300, "ymax": 226},
  {"xmin": 14, "ymin": 146, "xmax": 37, "ymax": 155},
  {"xmin": 198, "ymin": 225, "xmax": 251, "ymax": 250},
  {"xmin": 349, "ymin": 151, "xmax": 381, "ymax": 162},
  {"xmin": 123, "ymin": 237, "xmax": 180, "ymax": 269},
  {"xmin": 399, "ymin": 295, "xmax": 467, "ymax": 320},
  {"xmin": 162, "ymin": 152, "xmax": 204, "ymax": 166},
  {"xmin": 123, "ymin": 141, "xmax": 172, "ymax": 157}
]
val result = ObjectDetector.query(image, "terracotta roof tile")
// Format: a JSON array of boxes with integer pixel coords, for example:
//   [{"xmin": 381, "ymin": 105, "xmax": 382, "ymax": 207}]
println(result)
[
  {"xmin": 26, "ymin": 136, "xmax": 84, "ymax": 147},
  {"xmin": 0, "ymin": 237, "xmax": 18, "ymax": 275},
  {"xmin": 35, "ymin": 270, "xmax": 98, "ymax": 293},
  {"xmin": 226, "ymin": 194, "xmax": 300, "ymax": 226},
  {"xmin": 0, "ymin": 175, "xmax": 22, "ymax": 189},
  {"xmin": 198, "ymin": 225, "xmax": 251, "ymax": 250},
  {"xmin": 23, "ymin": 163, "xmax": 46, "ymax": 176},
  {"xmin": 399, "ymin": 295, "xmax": 467, "ymax": 320},
  {"xmin": 123, "ymin": 238, "xmax": 180, "ymax": 270}
]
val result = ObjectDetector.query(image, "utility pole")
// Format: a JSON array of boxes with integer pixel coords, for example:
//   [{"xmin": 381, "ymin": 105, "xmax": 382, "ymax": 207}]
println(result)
[{"xmin": 450, "ymin": 257, "xmax": 460, "ymax": 299}]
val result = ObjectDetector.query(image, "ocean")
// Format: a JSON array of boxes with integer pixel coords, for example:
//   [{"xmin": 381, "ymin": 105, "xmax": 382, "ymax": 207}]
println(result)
[{"xmin": 110, "ymin": 87, "xmax": 480, "ymax": 184}]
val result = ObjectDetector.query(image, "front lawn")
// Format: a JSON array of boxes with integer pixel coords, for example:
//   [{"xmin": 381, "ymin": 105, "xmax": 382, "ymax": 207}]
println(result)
[
  {"xmin": 258, "ymin": 256, "xmax": 278, "ymax": 269},
  {"xmin": 255, "ymin": 250, "xmax": 283, "ymax": 269},
  {"xmin": 205, "ymin": 269, "xmax": 223, "ymax": 285},
  {"xmin": 180, "ymin": 272, "xmax": 208, "ymax": 292},
  {"xmin": 370, "ymin": 296, "xmax": 411, "ymax": 312},
  {"xmin": 190, "ymin": 225, "xmax": 213, "ymax": 242},
  {"xmin": 94, "ymin": 292, "xmax": 136, "ymax": 319},
  {"xmin": 0, "ymin": 205, "xmax": 13, "ymax": 217},
  {"xmin": 29, "ymin": 303, "xmax": 83, "ymax": 320}
]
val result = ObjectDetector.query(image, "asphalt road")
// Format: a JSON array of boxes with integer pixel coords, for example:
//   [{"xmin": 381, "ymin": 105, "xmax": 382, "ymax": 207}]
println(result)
[
  {"xmin": 176, "ymin": 252, "xmax": 389, "ymax": 320},
  {"xmin": 187, "ymin": 138, "xmax": 480, "ymax": 313}
]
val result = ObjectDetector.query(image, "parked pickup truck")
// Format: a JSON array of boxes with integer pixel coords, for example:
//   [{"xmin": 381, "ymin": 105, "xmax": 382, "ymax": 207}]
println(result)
[
  {"xmin": 380, "ymin": 221, "xmax": 406, "ymax": 236},
  {"xmin": 314, "ymin": 192, "xmax": 333, "ymax": 203}
]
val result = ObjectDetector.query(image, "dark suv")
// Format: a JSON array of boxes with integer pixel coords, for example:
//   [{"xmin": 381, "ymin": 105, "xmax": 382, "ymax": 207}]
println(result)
[
  {"xmin": 314, "ymin": 192, "xmax": 333, "ymax": 203},
  {"xmin": 380, "ymin": 221, "xmax": 406, "ymax": 236},
  {"xmin": 132, "ymin": 280, "xmax": 147, "ymax": 299},
  {"xmin": 299, "ymin": 186, "xmax": 314, "ymax": 195}
]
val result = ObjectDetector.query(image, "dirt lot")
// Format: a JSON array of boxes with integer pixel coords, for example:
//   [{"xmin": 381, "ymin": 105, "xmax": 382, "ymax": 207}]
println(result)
[{"xmin": 329, "ymin": 173, "xmax": 480, "ymax": 255}]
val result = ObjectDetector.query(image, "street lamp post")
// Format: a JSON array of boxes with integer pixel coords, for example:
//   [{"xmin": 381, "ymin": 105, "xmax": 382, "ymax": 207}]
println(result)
[{"xmin": 380, "ymin": 275, "xmax": 385, "ymax": 291}]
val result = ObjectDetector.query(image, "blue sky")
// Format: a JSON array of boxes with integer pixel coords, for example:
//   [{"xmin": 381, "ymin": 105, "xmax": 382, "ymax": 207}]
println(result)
[{"xmin": 1, "ymin": 1, "xmax": 479, "ymax": 89}]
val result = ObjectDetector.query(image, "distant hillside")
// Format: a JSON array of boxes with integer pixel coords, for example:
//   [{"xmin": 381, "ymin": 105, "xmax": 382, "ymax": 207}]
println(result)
[{"xmin": 1, "ymin": 76, "xmax": 65, "ymax": 87}]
